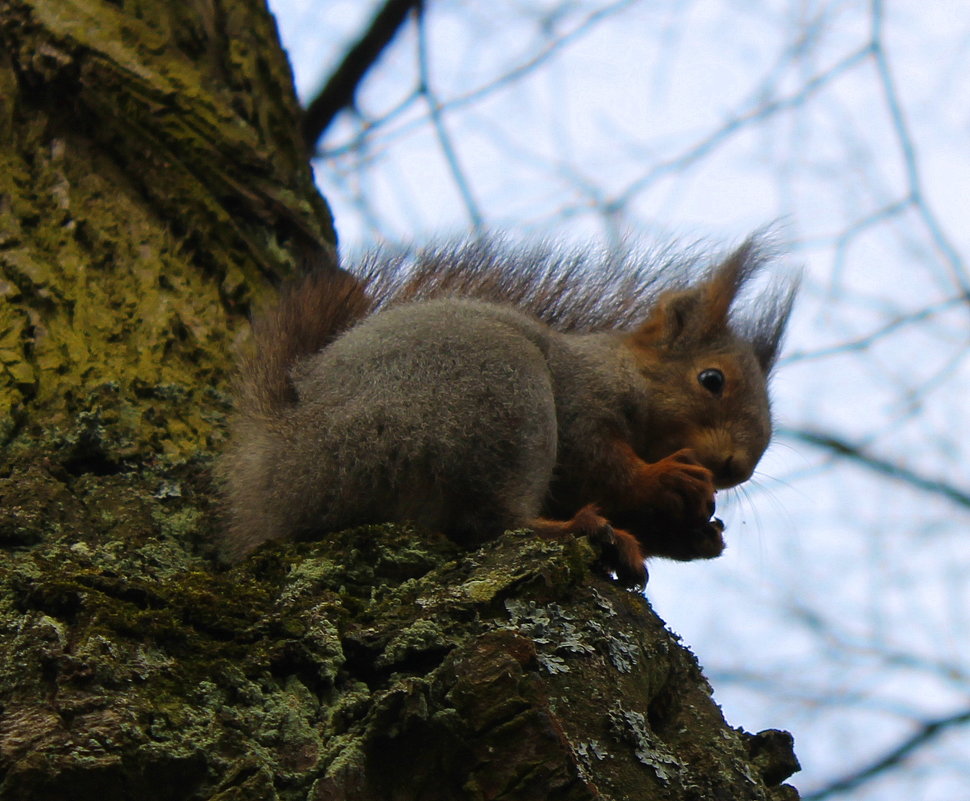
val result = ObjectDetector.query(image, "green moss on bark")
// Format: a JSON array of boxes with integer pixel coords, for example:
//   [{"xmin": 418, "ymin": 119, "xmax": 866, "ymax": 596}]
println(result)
[
  {"xmin": 0, "ymin": 0, "xmax": 335, "ymax": 463},
  {"xmin": 0, "ymin": 470, "xmax": 799, "ymax": 800}
]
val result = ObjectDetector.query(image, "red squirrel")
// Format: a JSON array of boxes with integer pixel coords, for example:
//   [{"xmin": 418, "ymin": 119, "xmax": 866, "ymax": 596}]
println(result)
[{"xmin": 218, "ymin": 237, "xmax": 796, "ymax": 588}]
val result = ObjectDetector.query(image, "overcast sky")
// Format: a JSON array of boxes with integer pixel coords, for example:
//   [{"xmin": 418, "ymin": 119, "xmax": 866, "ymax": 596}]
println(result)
[{"xmin": 267, "ymin": 2, "xmax": 970, "ymax": 798}]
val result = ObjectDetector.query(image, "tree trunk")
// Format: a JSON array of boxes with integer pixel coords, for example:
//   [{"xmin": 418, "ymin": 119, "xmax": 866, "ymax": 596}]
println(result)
[{"xmin": 0, "ymin": 1, "xmax": 799, "ymax": 799}]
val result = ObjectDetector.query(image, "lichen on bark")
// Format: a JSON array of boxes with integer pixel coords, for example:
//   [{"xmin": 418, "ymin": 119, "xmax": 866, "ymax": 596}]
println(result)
[{"xmin": 0, "ymin": 499, "xmax": 799, "ymax": 800}]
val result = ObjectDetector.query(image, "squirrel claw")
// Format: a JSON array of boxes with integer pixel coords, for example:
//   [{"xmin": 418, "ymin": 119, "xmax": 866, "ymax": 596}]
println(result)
[
  {"xmin": 532, "ymin": 505, "xmax": 648, "ymax": 590},
  {"xmin": 594, "ymin": 523, "xmax": 649, "ymax": 589}
]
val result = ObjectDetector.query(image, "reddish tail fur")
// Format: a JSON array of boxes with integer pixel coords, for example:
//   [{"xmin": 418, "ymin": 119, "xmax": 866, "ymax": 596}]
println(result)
[{"xmin": 236, "ymin": 268, "xmax": 372, "ymax": 419}]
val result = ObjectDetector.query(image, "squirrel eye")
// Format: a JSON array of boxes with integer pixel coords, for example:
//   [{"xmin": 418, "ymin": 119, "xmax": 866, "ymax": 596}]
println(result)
[{"xmin": 698, "ymin": 368, "xmax": 725, "ymax": 395}]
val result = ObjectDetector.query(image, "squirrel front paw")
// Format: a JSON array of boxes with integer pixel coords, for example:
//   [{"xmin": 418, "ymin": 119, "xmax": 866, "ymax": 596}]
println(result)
[
  {"xmin": 642, "ymin": 448, "xmax": 717, "ymax": 525},
  {"xmin": 679, "ymin": 516, "xmax": 726, "ymax": 560},
  {"xmin": 561, "ymin": 505, "xmax": 649, "ymax": 590},
  {"xmin": 531, "ymin": 504, "xmax": 648, "ymax": 589}
]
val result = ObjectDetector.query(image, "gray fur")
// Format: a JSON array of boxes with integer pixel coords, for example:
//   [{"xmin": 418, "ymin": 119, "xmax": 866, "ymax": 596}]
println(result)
[
  {"xmin": 218, "ymin": 238, "xmax": 796, "ymax": 564},
  {"xmin": 221, "ymin": 300, "xmax": 559, "ymax": 560}
]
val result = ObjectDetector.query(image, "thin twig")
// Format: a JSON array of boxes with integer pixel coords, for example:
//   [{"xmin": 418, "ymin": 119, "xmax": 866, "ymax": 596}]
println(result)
[
  {"xmin": 782, "ymin": 295, "xmax": 964, "ymax": 364},
  {"xmin": 320, "ymin": 0, "xmax": 637, "ymax": 159},
  {"xmin": 614, "ymin": 42, "xmax": 874, "ymax": 207},
  {"xmin": 869, "ymin": 0, "xmax": 970, "ymax": 298},
  {"xmin": 414, "ymin": 4, "xmax": 484, "ymax": 235}
]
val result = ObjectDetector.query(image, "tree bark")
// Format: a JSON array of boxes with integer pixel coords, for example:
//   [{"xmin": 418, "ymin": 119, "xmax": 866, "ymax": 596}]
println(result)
[{"xmin": 0, "ymin": 1, "xmax": 799, "ymax": 799}]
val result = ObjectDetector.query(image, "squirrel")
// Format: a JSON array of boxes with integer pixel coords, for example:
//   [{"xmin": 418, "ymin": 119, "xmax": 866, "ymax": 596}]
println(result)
[{"xmin": 217, "ymin": 236, "xmax": 797, "ymax": 588}]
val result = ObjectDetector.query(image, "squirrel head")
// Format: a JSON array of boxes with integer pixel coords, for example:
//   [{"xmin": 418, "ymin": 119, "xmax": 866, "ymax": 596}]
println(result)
[{"xmin": 624, "ymin": 238, "xmax": 796, "ymax": 488}]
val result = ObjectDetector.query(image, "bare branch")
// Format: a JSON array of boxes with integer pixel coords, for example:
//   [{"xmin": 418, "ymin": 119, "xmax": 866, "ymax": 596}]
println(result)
[
  {"xmin": 782, "ymin": 295, "xmax": 965, "ymax": 365},
  {"xmin": 803, "ymin": 708, "xmax": 970, "ymax": 800},
  {"xmin": 613, "ymin": 42, "xmax": 874, "ymax": 207},
  {"xmin": 301, "ymin": 0, "xmax": 422, "ymax": 154},
  {"xmin": 414, "ymin": 4, "xmax": 484, "ymax": 235},
  {"xmin": 869, "ymin": 0, "xmax": 970, "ymax": 298},
  {"xmin": 781, "ymin": 427, "xmax": 970, "ymax": 509},
  {"xmin": 319, "ymin": 0, "xmax": 637, "ymax": 160}
]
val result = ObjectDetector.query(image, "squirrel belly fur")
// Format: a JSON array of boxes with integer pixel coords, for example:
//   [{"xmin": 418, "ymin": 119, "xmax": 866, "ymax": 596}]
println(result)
[{"xmin": 218, "ymin": 236, "xmax": 797, "ymax": 588}]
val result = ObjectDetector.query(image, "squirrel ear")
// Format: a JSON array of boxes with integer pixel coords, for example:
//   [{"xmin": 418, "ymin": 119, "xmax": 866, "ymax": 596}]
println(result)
[
  {"xmin": 629, "ymin": 288, "xmax": 707, "ymax": 348},
  {"xmin": 630, "ymin": 239, "xmax": 759, "ymax": 349}
]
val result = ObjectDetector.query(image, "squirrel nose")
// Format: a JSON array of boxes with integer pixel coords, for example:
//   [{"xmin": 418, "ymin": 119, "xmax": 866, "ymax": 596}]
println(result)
[{"xmin": 716, "ymin": 454, "xmax": 752, "ymax": 488}]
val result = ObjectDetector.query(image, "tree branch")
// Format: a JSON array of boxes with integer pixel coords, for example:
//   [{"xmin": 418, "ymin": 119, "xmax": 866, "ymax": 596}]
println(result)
[
  {"xmin": 781, "ymin": 427, "xmax": 970, "ymax": 508},
  {"xmin": 869, "ymin": 0, "xmax": 970, "ymax": 299},
  {"xmin": 803, "ymin": 708, "xmax": 970, "ymax": 800},
  {"xmin": 301, "ymin": 0, "xmax": 422, "ymax": 154},
  {"xmin": 415, "ymin": 4, "xmax": 484, "ymax": 235},
  {"xmin": 781, "ymin": 294, "xmax": 964, "ymax": 365}
]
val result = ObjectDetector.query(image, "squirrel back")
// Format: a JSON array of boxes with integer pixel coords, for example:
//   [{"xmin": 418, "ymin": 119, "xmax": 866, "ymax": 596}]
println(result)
[{"xmin": 218, "ymin": 236, "xmax": 796, "ymax": 586}]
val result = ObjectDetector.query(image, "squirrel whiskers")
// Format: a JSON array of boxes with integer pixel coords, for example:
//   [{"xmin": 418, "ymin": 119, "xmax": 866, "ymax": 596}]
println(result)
[{"xmin": 218, "ymin": 235, "xmax": 797, "ymax": 588}]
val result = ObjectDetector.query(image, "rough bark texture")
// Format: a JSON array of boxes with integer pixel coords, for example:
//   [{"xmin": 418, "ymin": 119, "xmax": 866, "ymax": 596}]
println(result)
[
  {"xmin": 0, "ymin": 519, "xmax": 799, "ymax": 801},
  {"xmin": 0, "ymin": 0, "xmax": 335, "ymax": 461},
  {"xmin": 0, "ymin": 1, "xmax": 800, "ymax": 799}
]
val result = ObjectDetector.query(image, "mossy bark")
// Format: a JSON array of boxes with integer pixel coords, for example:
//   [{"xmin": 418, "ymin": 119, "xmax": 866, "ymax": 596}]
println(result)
[
  {"xmin": 1, "ymin": 519, "xmax": 800, "ymax": 801},
  {"xmin": 0, "ymin": 1, "xmax": 800, "ymax": 800},
  {"xmin": 0, "ymin": 0, "xmax": 334, "ymax": 461}
]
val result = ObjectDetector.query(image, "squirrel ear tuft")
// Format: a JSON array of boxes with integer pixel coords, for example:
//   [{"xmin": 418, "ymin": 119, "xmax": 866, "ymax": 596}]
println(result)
[
  {"xmin": 703, "ymin": 237, "xmax": 762, "ymax": 325},
  {"xmin": 630, "ymin": 239, "xmax": 760, "ymax": 348},
  {"xmin": 748, "ymin": 277, "xmax": 799, "ymax": 373}
]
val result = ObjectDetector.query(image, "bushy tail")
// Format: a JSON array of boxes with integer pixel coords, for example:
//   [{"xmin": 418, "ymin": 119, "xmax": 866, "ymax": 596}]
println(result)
[
  {"xmin": 235, "ymin": 268, "xmax": 372, "ymax": 419},
  {"xmin": 348, "ymin": 235, "xmax": 796, "ymax": 347}
]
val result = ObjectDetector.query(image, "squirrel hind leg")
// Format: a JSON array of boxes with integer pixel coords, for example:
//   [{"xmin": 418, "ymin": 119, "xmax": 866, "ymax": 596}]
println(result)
[{"xmin": 531, "ymin": 504, "xmax": 647, "ymax": 590}]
